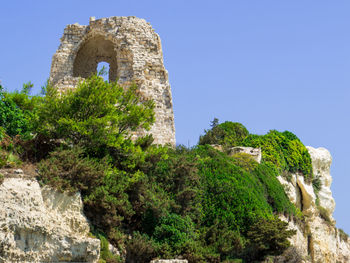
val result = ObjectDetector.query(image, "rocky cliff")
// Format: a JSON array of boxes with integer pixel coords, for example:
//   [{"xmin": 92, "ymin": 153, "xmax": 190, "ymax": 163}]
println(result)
[
  {"xmin": 278, "ymin": 146, "xmax": 350, "ymax": 263},
  {"xmin": 0, "ymin": 169, "xmax": 100, "ymax": 263}
]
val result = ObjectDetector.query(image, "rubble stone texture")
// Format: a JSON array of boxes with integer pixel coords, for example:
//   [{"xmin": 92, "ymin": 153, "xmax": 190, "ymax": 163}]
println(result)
[{"xmin": 49, "ymin": 16, "xmax": 175, "ymax": 146}]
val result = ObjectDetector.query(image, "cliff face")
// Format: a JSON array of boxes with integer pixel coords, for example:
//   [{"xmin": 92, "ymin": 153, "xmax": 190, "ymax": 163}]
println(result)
[
  {"xmin": 0, "ymin": 169, "xmax": 100, "ymax": 263},
  {"xmin": 278, "ymin": 146, "xmax": 350, "ymax": 263}
]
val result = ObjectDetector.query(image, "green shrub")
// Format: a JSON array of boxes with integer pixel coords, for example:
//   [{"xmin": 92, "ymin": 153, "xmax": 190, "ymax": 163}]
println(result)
[
  {"xmin": 244, "ymin": 217, "xmax": 296, "ymax": 262},
  {"xmin": 0, "ymin": 138, "xmax": 22, "ymax": 169},
  {"xmin": 0, "ymin": 83, "xmax": 41, "ymax": 138},
  {"xmin": 253, "ymin": 164, "xmax": 296, "ymax": 215},
  {"xmin": 97, "ymin": 233, "xmax": 122, "ymax": 263},
  {"xmin": 126, "ymin": 232, "xmax": 158, "ymax": 263},
  {"xmin": 196, "ymin": 145, "xmax": 278, "ymax": 232},
  {"xmin": 199, "ymin": 120, "xmax": 313, "ymax": 181},
  {"xmin": 153, "ymin": 213, "xmax": 197, "ymax": 252},
  {"xmin": 199, "ymin": 120, "xmax": 249, "ymax": 148},
  {"xmin": 204, "ymin": 221, "xmax": 244, "ymax": 261},
  {"xmin": 38, "ymin": 147, "xmax": 106, "ymax": 194},
  {"xmin": 243, "ymin": 130, "xmax": 313, "ymax": 181},
  {"xmin": 231, "ymin": 152, "xmax": 259, "ymax": 172}
]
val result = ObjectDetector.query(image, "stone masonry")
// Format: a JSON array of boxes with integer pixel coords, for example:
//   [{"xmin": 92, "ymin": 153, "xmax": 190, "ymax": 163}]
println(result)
[{"xmin": 49, "ymin": 16, "xmax": 175, "ymax": 145}]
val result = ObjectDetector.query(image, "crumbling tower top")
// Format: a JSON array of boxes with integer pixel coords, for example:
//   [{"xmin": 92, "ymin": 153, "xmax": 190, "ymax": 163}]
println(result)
[{"xmin": 49, "ymin": 16, "xmax": 175, "ymax": 145}]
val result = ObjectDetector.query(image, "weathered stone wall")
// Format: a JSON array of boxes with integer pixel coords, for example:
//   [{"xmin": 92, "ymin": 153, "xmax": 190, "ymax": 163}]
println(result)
[{"xmin": 49, "ymin": 16, "xmax": 175, "ymax": 146}]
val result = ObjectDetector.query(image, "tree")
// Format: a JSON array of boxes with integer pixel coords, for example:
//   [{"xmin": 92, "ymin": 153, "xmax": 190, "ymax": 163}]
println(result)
[
  {"xmin": 0, "ymin": 84, "xmax": 31, "ymax": 137},
  {"xmin": 244, "ymin": 217, "xmax": 296, "ymax": 262},
  {"xmin": 36, "ymin": 75, "xmax": 155, "ymax": 158},
  {"xmin": 199, "ymin": 120, "xmax": 249, "ymax": 148}
]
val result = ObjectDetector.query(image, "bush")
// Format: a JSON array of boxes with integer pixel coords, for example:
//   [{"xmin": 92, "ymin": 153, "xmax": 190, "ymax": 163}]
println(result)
[
  {"xmin": 38, "ymin": 147, "xmax": 106, "ymax": 194},
  {"xmin": 0, "ymin": 134, "xmax": 22, "ymax": 168},
  {"xmin": 196, "ymin": 145, "xmax": 281, "ymax": 232},
  {"xmin": 153, "ymin": 213, "xmax": 197, "ymax": 252},
  {"xmin": 199, "ymin": 121, "xmax": 313, "ymax": 182},
  {"xmin": 199, "ymin": 120, "xmax": 249, "ymax": 148},
  {"xmin": 126, "ymin": 232, "xmax": 158, "ymax": 263},
  {"xmin": 243, "ymin": 130, "xmax": 313, "ymax": 181},
  {"xmin": 231, "ymin": 152, "xmax": 259, "ymax": 172},
  {"xmin": 244, "ymin": 217, "xmax": 296, "ymax": 262},
  {"xmin": 0, "ymin": 83, "xmax": 41, "ymax": 138},
  {"xmin": 97, "ymin": 232, "xmax": 122, "ymax": 263}
]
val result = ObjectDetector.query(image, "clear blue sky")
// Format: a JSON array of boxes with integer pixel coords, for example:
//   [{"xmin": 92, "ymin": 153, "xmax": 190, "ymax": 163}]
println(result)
[{"xmin": 1, "ymin": 1, "xmax": 349, "ymax": 232}]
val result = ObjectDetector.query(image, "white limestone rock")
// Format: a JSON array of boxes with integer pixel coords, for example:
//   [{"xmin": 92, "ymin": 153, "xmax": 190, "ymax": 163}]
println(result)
[
  {"xmin": 229, "ymin": 146, "xmax": 262, "ymax": 163},
  {"xmin": 279, "ymin": 146, "xmax": 350, "ymax": 263},
  {"xmin": 307, "ymin": 146, "xmax": 335, "ymax": 217},
  {"xmin": 0, "ymin": 172, "xmax": 100, "ymax": 263}
]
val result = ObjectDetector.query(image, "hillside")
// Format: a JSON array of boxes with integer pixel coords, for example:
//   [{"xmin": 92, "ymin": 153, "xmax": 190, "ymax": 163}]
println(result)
[{"xmin": 0, "ymin": 77, "xmax": 350, "ymax": 263}]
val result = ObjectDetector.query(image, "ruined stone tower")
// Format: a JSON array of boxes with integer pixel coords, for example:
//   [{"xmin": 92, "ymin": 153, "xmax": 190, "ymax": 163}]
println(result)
[{"xmin": 49, "ymin": 16, "xmax": 175, "ymax": 145}]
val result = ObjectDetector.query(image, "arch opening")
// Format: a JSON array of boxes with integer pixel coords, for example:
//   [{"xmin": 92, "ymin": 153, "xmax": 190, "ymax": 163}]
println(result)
[
  {"xmin": 73, "ymin": 35, "xmax": 118, "ymax": 82},
  {"xmin": 97, "ymin": 62, "xmax": 110, "ymax": 82}
]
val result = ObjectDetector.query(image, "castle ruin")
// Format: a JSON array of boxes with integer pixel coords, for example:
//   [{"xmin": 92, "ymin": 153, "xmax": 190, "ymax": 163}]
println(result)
[{"xmin": 49, "ymin": 16, "xmax": 175, "ymax": 145}]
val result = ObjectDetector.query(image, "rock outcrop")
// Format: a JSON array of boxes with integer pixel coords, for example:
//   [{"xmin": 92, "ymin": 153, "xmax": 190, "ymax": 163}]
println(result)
[
  {"xmin": 278, "ymin": 146, "xmax": 350, "ymax": 263},
  {"xmin": 0, "ymin": 169, "xmax": 100, "ymax": 263}
]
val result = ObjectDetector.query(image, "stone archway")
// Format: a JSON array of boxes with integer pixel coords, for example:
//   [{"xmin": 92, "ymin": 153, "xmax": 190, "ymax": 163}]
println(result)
[
  {"xmin": 73, "ymin": 35, "xmax": 118, "ymax": 82},
  {"xmin": 49, "ymin": 16, "xmax": 176, "ymax": 145}
]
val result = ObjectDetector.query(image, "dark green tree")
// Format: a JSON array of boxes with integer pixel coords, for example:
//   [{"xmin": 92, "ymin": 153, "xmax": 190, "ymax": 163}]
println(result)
[{"xmin": 244, "ymin": 217, "xmax": 296, "ymax": 262}]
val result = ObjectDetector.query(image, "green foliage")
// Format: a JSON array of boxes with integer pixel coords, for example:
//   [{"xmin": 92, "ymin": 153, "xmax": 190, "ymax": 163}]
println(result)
[
  {"xmin": 199, "ymin": 120, "xmax": 313, "ymax": 182},
  {"xmin": 0, "ymin": 133, "xmax": 22, "ymax": 168},
  {"xmin": 312, "ymin": 175, "xmax": 322, "ymax": 193},
  {"xmin": 204, "ymin": 221, "xmax": 245, "ymax": 261},
  {"xmin": 153, "ymin": 213, "xmax": 197, "ymax": 251},
  {"xmin": 38, "ymin": 147, "xmax": 106, "ymax": 194},
  {"xmin": 244, "ymin": 217, "xmax": 296, "ymax": 262},
  {"xmin": 0, "ymin": 173, "xmax": 4, "ymax": 185},
  {"xmin": 126, "ymin": 232, "xmax": 158, "ymax": 263},
  {"xmin": 97, "ymin": 232, "xmax": 122, "ymax": 263},
  {"xmin": 36, "ymin": 75, "xmax": 155, "ymax": 158},
  {"xmin": 231, "ymin": 152, "xmax": 259, "ymax": 172},
  {"xmin": 0, "ymin": 85, "xmax": 31, "ymax": 137},
  {"xmin": 196, "ymin": 145, "xmax": 272, "ymax": 232},
  {"xmin": 29, "ymin": 78, "xmax": 299, "ymax": 263},
  {"xmin": 199, "ymin": 120, "xmax": 249, "ymax": 149},
  {"xmin": 253, "ymin": 164, "xmax": 296, "ymax": 215},
  {"xmin": 243, "ymin": 130, "xmax": 313, "ymax": 181},
  {"xmin": 0, "ymin": 83, "xmax": 42, "ymax": 138}
]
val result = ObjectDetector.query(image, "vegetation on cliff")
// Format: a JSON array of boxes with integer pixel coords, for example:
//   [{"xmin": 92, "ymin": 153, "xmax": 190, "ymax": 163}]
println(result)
[{"xmin": 0, "ymin": 76, "xmax": 310, "ymax": 263}]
